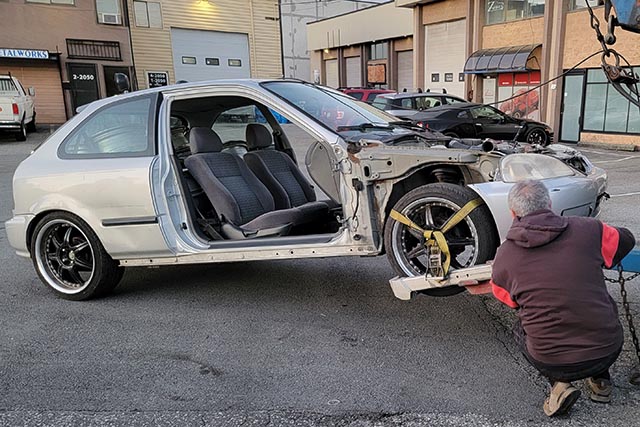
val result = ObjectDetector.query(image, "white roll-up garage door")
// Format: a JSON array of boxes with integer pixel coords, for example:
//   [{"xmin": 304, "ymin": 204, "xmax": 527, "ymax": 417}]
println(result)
[
  {"xmin": 425, "ymin": 19, "xmax": 466, "ymax": 97},
  {"xmin": 324, "ymin": 59, "xmax": 339, "ymax": 88},
  {"xmin": 171, "ymin": 28, "xmax": 250, "ymax": 83},
  {"xmin": 397, "ymin": 50, "xmax": 413, "ymax": 92},
  {"xmin": 345, "ymin": 57, "xmax": 361, "ymax": 88}
]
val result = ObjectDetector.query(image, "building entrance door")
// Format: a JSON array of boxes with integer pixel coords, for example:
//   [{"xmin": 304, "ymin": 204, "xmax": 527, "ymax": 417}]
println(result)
[
  {"xmin": 560, "ymin": 72, "xmax": 585, "ymax": 142},
  {"xmin": 68, "ymin": 63, "xmax": 99, "ymax": 113}
]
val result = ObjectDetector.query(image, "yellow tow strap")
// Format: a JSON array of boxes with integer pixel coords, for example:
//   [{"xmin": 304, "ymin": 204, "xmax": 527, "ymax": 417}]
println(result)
[{"xmin": 390, "ymin": 198, "xmax": 485, "ymax": 277}]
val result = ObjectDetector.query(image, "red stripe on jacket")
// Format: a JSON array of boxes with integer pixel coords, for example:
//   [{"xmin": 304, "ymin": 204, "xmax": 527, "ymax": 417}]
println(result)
[
  {"xmin": 491, "ymin": 280, "xmax": 518, "ymax": 309},
  {"xmin": 601, "ymin": 223, "xmax": 620, "ymax": 268}
]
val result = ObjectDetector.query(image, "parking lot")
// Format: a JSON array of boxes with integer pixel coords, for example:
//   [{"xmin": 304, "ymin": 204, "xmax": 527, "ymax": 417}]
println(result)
[{"xmin": 0, "ymin": 129, "xmax": 639, "ymax": 426}]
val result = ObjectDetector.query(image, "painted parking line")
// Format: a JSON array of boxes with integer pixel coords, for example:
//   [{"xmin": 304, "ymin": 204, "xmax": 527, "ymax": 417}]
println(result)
[
  {"xmin": 579, "ymin": 148, "xmax": 639, "ymax": 157},
  {"xmin": 610, "ymin": 191, "xmax": 640, "ymax": 198},
  {"xmin": 592, "ymin": 156, "xmax": 640, "ymax": 164}
]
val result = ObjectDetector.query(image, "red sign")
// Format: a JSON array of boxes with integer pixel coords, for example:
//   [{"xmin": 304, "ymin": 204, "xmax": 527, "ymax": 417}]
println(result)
[
  {"xmin": 529, "ymin": 71, "xmax": 541, "ymax": 85},
  {"xmin": 498, "ymin": 74, "xmax": 513, "ymax": 86},
  {"xmin": 514, "ymin": 73, "xmax": 530, "ymax": 86}
]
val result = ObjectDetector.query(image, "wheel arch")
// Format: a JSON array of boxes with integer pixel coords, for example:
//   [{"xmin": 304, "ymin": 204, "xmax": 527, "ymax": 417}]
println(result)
[
  {"xmin": 380, "ymin": 167, "xmax": 502, "ymax": 252},
  {"xmin": 383, "ymin": 164, "xmax": 469, "ymax": 220},
  {"xmin": 26, "ymin": 209, "xmax": 100, "ymax": 256}
]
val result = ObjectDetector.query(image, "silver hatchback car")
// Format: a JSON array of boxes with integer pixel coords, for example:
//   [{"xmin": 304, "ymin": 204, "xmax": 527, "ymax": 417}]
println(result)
[{"xmin": 5, "ymin": 80, "xmax": 607, "ymax": 300}]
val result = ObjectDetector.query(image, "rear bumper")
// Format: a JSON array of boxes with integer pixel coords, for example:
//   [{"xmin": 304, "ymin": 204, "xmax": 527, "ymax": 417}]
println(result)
[
  {"xmin": 0, "ymin": 120, "xmax": 21, "ymax": 130},
  {"xmin": 5, "ymin": 214, "xmax": 34, "ymax": 258}
]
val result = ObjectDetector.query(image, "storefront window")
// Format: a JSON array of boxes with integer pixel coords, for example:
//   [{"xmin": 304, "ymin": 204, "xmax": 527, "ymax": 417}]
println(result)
[
  {"xmin": 583, "ymin": 68, "xmax": 640, "ymax": 134},
  {"xmin": 569, "ymin": 0, "xmax": 604, "ymax": 10},
  {"xmin": 369, "ymin": 42, "xmax": 388, "ymax": 60},
  {"xmin": 486, "ymin": 0, "xmax": 545, "ymax": 24}
]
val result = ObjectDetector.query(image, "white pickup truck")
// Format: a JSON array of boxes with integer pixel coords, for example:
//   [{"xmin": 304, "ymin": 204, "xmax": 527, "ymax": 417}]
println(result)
[{"xmin": 0, "ymin": 75, "xmax": 36, "ymax": 141}]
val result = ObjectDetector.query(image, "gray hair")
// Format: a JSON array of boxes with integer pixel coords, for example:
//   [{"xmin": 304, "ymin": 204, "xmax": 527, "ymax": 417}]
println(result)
[{"xmin": 508, "ymin": 179, "xmax": 551, "ymax": 217}]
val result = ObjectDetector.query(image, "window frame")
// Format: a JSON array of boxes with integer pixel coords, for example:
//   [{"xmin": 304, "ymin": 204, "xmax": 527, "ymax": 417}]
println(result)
[
  {"xmin": 26, "ymin": 0, "xmax": 75, "ymax": 5},
  {"xmin": 58, "ymin": 93, "xmax": 159, "ymax": 160},
  {"xmin": 95, "ymin": 0, "xmax": 121, "ymax": 24},
  {"xmin": 581, "ymin": 67, "xmax": 640, "ymax": 135},
  {"xmin": 485, "ymin": 0, "xmax": 545, "ymax": 25},
  {"xmin": 133, "ymin": 0, "xmax": 162, "ymax": 28}
]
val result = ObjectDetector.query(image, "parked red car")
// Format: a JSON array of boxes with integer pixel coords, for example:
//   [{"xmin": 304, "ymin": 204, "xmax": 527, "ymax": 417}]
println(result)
[{"xmin": 340, "ymin": 87, "xmax": 395, "ymax": 103}]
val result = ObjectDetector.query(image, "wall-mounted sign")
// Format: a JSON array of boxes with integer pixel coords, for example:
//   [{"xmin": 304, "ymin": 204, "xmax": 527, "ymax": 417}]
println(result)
[
  {"xmin": 367, "ymin": 64, "xmax": 386, "ymax": 84},
  {"xmin": 147, "ymin": 71, "xmax": 168, "ymax": 88},
  {"xmin": 0, "ymin": 48, "xmax": 49, "ymax": 60}
]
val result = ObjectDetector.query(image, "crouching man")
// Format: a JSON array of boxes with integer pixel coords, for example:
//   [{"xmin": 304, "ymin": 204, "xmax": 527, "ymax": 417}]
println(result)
[{"xmin": 491, "ymin": 179, "xmax": 635, "ymax": 416}]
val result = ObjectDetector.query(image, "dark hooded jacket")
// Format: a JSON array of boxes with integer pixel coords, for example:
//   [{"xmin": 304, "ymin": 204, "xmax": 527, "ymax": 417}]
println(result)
[{"xmin": 491, "ymin": 209, "xmax": 635, "ymax": 365}]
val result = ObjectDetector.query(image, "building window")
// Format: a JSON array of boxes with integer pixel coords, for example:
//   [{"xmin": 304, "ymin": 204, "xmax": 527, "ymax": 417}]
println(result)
[
  {"xmin": 444, "ymin": 73, "xmax": 453, "ymax": 82},
  {"xmin": 206, "ymin": 58, "xmax": 219, "ymax": 66},
  {"xmin": 431, "ymin": 73, "xmax": 439, "ymax": 82},
  {"xmin": 486, "ymin": 0, "xmax": 545, "ymax": 25},
  {"xmin": 583, "ymin": 68, "xmax": 640, "ymax": 134},
  {"xmin": 26, "ymin": 0, "xmax": 74, "ymax": 5},
  {"xmin": 459, "ymin": 73, "xmax": 465, "ymax": 82},
  {"xmin": 67, "ymin": 39, "xmax": 122, "ymax": 61},
  {"xmin": 228, "ymin": 59, "xmax": 242, "ymax": 67},
  {"xmin": 134, "ymin": 0, "xmax": 162, "ymax": 28},
  {"xmin": 96, "ymin": 0, "xmax": 121, "ymax": 24},
  {"xmin": 569, "ymin": 0, "xmax": 604, "ymax": 10},
  {"xmin": 369, "ymin": 42, "xmax": 388, "ymax": 60},
  {"xmin": 181, "ymin": 56, "xmax": 196, "ymax": 65}
]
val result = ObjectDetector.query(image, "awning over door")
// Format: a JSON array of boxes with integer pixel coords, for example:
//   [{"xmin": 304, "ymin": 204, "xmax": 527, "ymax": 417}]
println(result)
[{"xmin": 464, "ymin": 44, "xmax": 541, "ymax": 74}]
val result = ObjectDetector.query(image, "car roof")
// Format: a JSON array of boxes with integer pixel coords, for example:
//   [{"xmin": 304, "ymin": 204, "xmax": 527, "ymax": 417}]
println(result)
[
  {"xmin": 74, "ymin": 78, "xmax": 329, "ymax": 112},
  {"xmin": 342, "ymin": 88, "xmax": 393, "ymax": 92},
  {"xmin": 377, "ymin": 92, "xmax": 460, "ymax": 100}
]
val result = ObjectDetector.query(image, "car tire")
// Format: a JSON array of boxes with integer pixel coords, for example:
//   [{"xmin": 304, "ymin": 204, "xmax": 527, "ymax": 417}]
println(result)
[
  {"xmin": 15, "ymin": 118, "xmax": 27, "ymax": 141},
  {"xmin": 26, "ymin": 113, "xmax": 37, "ymax": 133},
  {"xmin": 384, "ymin": 183, "xmax": 498, "ymax": 296},
  {"xmin": 31, "ymin": 212, "xmax": 124, "ymax": 300},
  {"xmin": 526, "ymin": 128, "xmax": 548, "ymax": 146}
]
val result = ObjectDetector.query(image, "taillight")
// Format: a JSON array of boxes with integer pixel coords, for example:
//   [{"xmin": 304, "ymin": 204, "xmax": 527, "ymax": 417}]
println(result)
[
  {"xmin": 416, "ymin": 121, "xmax": 429, "ymax": 129},
  {"xmin": 12, "ymin": 103, "xmax": 19, "ymax": 115}
]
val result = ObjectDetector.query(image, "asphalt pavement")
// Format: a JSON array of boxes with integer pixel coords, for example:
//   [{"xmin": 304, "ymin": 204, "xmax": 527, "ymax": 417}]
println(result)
[{"xmin": 1, "ymin": 129, "xmax": 639, "ymax": 426}]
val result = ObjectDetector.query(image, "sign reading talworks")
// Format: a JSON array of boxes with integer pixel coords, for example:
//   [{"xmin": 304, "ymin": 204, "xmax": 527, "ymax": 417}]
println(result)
[
  {"xmin": 147, "ymin": 71, "xmax": 168, "ymax": 88},
  {"xmin": 0, "ymin": 48, "xmax": 49, "ymax": 60}
]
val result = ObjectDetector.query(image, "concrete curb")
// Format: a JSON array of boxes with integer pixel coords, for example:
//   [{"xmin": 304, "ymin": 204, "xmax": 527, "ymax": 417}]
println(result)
[{"xmin": 577, "ymin": 141, "xmax": 638, "ymax": 152}]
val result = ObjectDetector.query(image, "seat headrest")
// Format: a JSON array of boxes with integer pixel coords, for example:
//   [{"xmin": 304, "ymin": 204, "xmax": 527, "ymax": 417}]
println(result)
[
  {"xmin": 189, "ymin": 127, "xmax": 223, "ymax": 154},
  {"xmin": 246, "ymin": 124, "xmax": 273, "ymax": 151}
]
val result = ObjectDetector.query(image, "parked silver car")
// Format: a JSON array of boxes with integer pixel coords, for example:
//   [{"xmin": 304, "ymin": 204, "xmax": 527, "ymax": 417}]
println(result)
[{"xmin": 5, "ymin": 80, "xmax": 607, "ymax": 300}]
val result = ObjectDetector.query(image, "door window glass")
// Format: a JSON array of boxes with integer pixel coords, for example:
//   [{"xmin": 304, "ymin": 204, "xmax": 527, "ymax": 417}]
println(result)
[
  {"xmin": 60, "ymin": 97, "xmax": 153, "ymax": 158},
  {"xmin": 471, "ymin": 105, "xmax": 502, "ymax": 120},
  {"xmin": 415, "ymin": 96, "xmax": 442, "ymax": 110}
]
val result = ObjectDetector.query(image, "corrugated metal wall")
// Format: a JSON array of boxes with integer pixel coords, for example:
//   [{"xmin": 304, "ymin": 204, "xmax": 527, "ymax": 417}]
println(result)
[{"xmin": 128, "ymin": 0, "xmax": 282, "ymax": 89}]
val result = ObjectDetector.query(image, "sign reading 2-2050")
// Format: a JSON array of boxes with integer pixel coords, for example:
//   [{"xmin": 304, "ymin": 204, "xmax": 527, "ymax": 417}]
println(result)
[{"xmin": 72, "ymin": 74, "xmax": 95, "ymax": 81}]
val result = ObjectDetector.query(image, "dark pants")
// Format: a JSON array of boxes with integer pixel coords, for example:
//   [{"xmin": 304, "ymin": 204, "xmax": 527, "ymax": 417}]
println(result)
[{"xmin": 513, "ymin": 321, "xmax": 622, "ymax": 384}]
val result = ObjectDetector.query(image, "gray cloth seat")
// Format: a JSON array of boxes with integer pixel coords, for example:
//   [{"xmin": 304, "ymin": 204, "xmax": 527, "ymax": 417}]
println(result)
[
  {"xmin": 243, "ymin": 124, "xmax": 329, "ymax": 223},
  {"xmin": 184, "ymin": 127, "xmax": 307, "ymax": 238}
]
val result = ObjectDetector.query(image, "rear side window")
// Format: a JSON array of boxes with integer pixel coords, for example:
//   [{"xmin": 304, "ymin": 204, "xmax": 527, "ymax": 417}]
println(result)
[
  {"xmin": 348, "ymin": 91, "xmax": 364, "ymax": 100},
  {"xmin": 365, "ymin": 93, "xmax": 379, "ymax": 102},
  {"xmin": 0, "ymin": 78, "xmax": 19, "ymax": 95},
  {"xmin": 371, "ymin": 95, "xmax": 389, "ymax": 110},
  {"xmin": 446, "ymin": 96, "xmax": 465, "ymax": 104},
  {"xmin": 212, "ymin": 105, "xmax": 274, "ymax": 144},
  {"xmin": 60, "ymin": 96, "xmax": 155, "ymax": 158}
]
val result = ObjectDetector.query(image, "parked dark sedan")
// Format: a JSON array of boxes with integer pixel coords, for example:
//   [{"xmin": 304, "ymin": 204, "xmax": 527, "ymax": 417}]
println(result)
[{"xmin": 411, "ymin": 103, "xmax": 553, "ymax": 146}]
